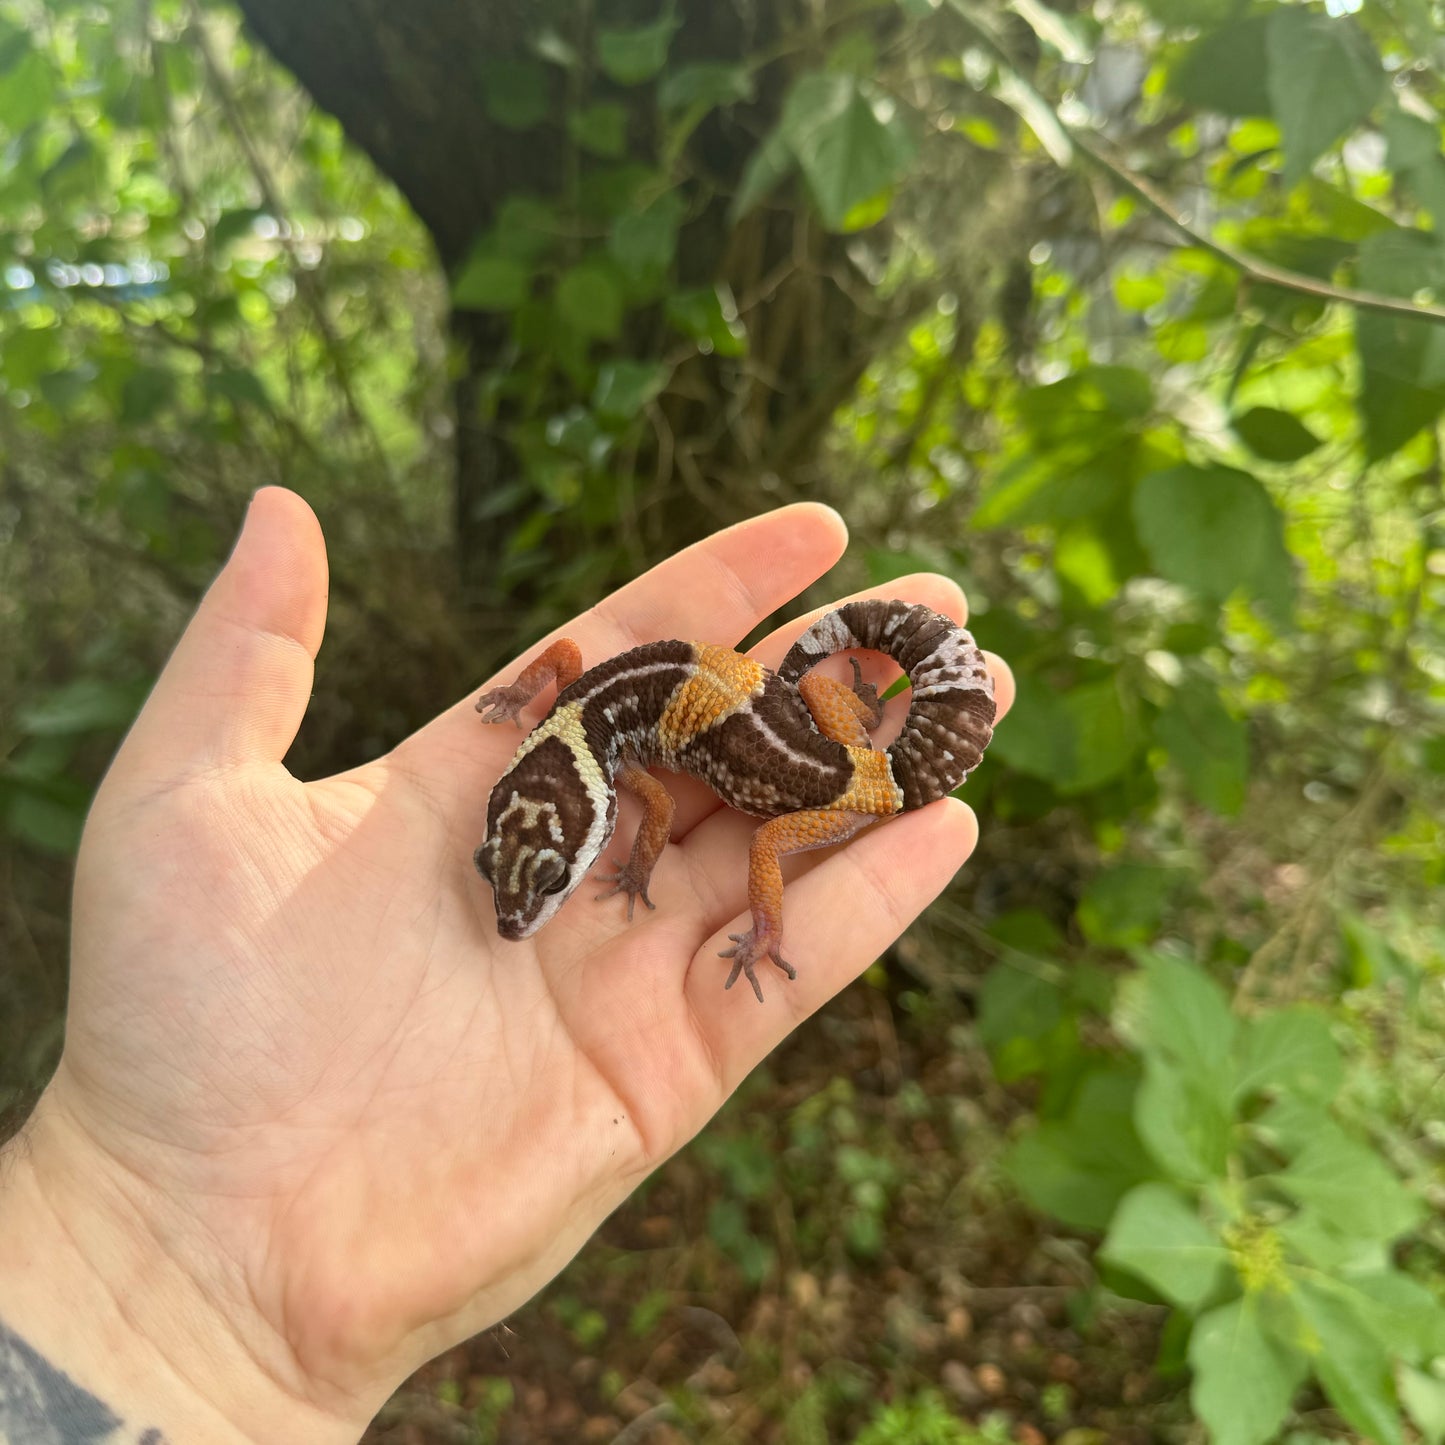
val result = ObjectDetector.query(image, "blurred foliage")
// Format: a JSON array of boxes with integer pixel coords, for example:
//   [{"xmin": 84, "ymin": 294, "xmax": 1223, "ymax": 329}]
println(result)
[{"xmin": 3, "ymin": 0, "xmax": 1445, "ymax": 1441}]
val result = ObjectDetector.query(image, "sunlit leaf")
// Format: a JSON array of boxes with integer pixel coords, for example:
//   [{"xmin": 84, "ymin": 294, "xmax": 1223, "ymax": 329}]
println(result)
[
  {"xmin": 777, "ymin": 72, "xmax": 916, "ymax": 232},
  {"xmin": 1266, "ymin": 11, "xmax": 1385, "ymax": 187}
]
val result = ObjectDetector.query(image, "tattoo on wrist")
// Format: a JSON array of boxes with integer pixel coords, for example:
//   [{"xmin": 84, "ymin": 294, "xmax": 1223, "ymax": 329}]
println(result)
[{"xmin": 0, "ymin": 1317, "xmax": 171, "ymax": 1444}]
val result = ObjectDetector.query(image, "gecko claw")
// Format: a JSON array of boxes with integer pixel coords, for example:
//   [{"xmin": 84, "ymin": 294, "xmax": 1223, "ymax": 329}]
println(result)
[
  {"xmin": 720, "ymin": 929, "xmax": 796, "ymax": 1003},
  {"xmin": 848, "ymin": 657, "xmax": 883, "ymax": 729},
  {"xmin": 595, "ymin": 859, "xmax": 656, "ymax": 922}
]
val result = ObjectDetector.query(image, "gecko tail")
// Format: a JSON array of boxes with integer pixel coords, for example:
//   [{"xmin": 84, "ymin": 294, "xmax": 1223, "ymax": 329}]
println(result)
[{"xmin": 777, "ymin": 600, "xmax": 995, "ymax": 810}]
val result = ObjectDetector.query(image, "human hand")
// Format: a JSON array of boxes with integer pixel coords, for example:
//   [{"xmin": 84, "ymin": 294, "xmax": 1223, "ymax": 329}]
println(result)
[{"xmin": 0, "ymin": 489, "xmax": 1012, "ymax": 1442}]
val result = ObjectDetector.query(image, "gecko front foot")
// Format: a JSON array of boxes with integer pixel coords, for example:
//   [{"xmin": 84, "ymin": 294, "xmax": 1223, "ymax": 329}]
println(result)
[
  {"xmin": 595, "ymin": 859, "xmax": 657, "ymax": 922},
  {"xmin": 720, "ymin": 929, "xmax": 797, "ymax": 1003},
  {"xmin": 475, "ymin": 685, "xmax": 529, "ymax": 727}
]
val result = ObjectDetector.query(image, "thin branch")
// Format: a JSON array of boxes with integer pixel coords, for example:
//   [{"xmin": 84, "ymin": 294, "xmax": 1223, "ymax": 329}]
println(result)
[
  {"xmin": 949, "ymin": 1, "xmax": 1445, "ymax": 328},
  {"xmin": 1071, "ymin": 130, "xmax": 1445, "ymax": 328}
]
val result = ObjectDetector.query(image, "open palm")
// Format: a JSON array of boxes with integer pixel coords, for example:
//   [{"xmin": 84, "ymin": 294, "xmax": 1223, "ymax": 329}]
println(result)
[{"xmin": 38, "ymin": 489, "xmax": 1011, "ymax": 1439}]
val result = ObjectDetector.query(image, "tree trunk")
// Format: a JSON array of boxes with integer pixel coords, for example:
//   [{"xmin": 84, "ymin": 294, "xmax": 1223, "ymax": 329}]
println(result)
[{"xmin": 231, "ymin": 0, "xmax": 974, "ymax": 598}]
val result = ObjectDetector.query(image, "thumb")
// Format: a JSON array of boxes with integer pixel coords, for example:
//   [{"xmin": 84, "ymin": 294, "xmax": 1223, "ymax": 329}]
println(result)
[{"xmin": 111, "ymin": 487, "xmax": 329, "ymax": 789}]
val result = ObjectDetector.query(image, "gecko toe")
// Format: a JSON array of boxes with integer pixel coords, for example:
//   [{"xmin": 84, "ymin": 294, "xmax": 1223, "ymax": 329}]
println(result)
[{"xmin": 719, "ymin": 930, "xmax": 788, "ymax": 1002}]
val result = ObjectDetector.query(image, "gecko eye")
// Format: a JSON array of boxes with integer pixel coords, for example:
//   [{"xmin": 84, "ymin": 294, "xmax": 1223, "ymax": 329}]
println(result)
[
  {"xmin": 533, "ymin": 853, "xmax": 569, "ymax": 895},
  {"xmin": 474, "ymin": 845, "xmax": 495, "ymax": 882}
]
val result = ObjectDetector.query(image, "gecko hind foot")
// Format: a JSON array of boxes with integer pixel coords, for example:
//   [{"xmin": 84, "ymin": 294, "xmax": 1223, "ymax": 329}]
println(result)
[
  {"xmin": 595, "ymin": 859, "xmax": 657, "ymax": 923},
  {"xmin": 475, "ymin": 685, "xmax": 530, "ymax": 727},
  {"xmin": 720, "ymin": 930, "xmax": 797, "ymax": 1003}
]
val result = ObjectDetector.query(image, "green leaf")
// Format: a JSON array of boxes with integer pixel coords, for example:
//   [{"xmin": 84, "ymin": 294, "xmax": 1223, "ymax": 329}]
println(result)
[
  {"xmin": 597, "ymin": 13, "xmax": 679, "ymax": 85},
  {"xmin": 1232, "ymin": 407, "xmax": 1323, "ymax": 463},
  {"xmin": 1133, "ymin": 464, "xmax": 1293, "ymax": 621},
  {"xmin": 120, "ymin": 366, "xmax": 176, "ymax": 425},
  {"xmin": 210, "ymin": 207, "xmax": 265, "ymax": 248},
  {"xmin": 479, "ymin": 56, "xmax": 551, "ymax": 131},
  {"xmin": 38, "ymin": 369, "xmax": 92, "ymax": 414},
  {"xmin": 658, "ymin": 62, "xmax": 754, "ymax": 110},
  {"xmin": 1278, "ymin": 1209, "xmax": 1386, "ymax": 1274},
  {"xmin": 1355, "ymin": 229, "xmax": 1445, "ymax": 460},
  {"xmin": 988, "ymin": 673, "xmax": 1135, "ymax": 794},
  {"xmin": 1134, "ymin": 1060, "xmax": 1233, "ymax": 1184},
  {"xmin": 207, "ymin": 367, "xmax": 272, "ymax": 413},
  {"xmin": 1101, "ymin": 1184, "xmax": 1230, "ymax": 1310},
  {"xmin": 1077, "ymin": 864, "xmax": 1177, "ymax": 948},
  {"xmin": 976, "ymin": 965, "xmax": 1069, "ymax": 1083},
  {"xmin": 608, "ymin": 191, "xmax": 686, "ymax": 283},
  {"xmin": 1054, "ymin": 522, "xmax": 1122, "ymax": 608},
  {"xmin": 1189, "ymin": 1298, "xmax": 1308, "ymax": 1445},
  {"xmin": 451, "ymin": 252, "xmax": 531, "ymax": 311},
  {"xmin": 1169, "ymin": 18, "xmax": 1272, "ymax": 117},
  {"xmin": 555, "ymin": 263, "xmax": 624, "ymax": 340},
  {"xmin": 1296, "ymin": 1281, "xmax": 1405, "ymax": 1445},
  {"xmin": 1057, "ymin": 679, "xmax": 1134, "ymax": 793},
  {"xmin": 2, "ymin": 779, "xmax": 86, "ymax": 855},
  {"xmin": 1338, "ymin": 1271, "xmax": 1445, "ymax": 1365},
  {"xmin": 1385, "ymin": 110, "xmax": 1445, "ymax": 232},
  {"xmin": 2, "ymin": 325, "xmax": 62, "ymax": 389},
  {"xmin": 1274, "ymin": 1126, "xmax": 1422, "ymax": 1240},
  {"xmin": 1116, "ymin": 953, "xmax": 1237, "ymax": 1087},
  {"xmin": 1005, "ymin": 1069, "xmax": 1153, "ymax": 1230},
  {"xmin": 568, "ymin": 102, "xmax": 628, "ymax": 158},
  {"xmin": 731, "ymin": 128, "xmax": 796, "ymax": 221},
  {"xmin": 1266, "ymin": 11, "xmax": 1385, "ymax": 187},
  {"xmin": 592, "ymin": 360, "xmax": 670, "ymax": 422},
  {"xmin": 1154, "ymin": 675, "xmax": 1247, "ymax": 816},
  {"xmin": 16, "ymin": 677, "xmax": 146, "ymax": 736},
  {"xmin": 0, "ymin": 45, "xmax": 56, "ymax": 133},
  {"xmin": 1137, "ymin": 0, "xmax": 1237, "ymax": 24},
  {"xmin": 1338, "ymin": 911, "xmax": 1417, "ymax": 989},
  {"xmin": 777, "ymin": 72, "xmax": 916, "ymax": 232},
  {"xmin": 665, "ymin": 286, "xmax": 746, "ymax": 356},
  {"xmin": 975, "ymin": 443, "xmax": 1133, "ymax": 529},
  {"xmin": 492, "ymin": 197, "xmax": 559, "ymax": 262},
  {"xmin": 986, "ymin": 673, "xmax": 1072, "ymax": 785},
  {"xmin": 1401, "ymin": 1367, "xmax": 1445, "ymax": 1445},
  {"xmin": 1233, "ymin": 1009, "xmax": 1342, "ymax": 1106}
]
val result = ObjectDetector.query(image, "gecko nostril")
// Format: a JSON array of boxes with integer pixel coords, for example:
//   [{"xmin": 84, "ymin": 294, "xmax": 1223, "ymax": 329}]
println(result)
[{"xmin": 496, "ymin": 916, "xmax": 525, "ymax": 941}]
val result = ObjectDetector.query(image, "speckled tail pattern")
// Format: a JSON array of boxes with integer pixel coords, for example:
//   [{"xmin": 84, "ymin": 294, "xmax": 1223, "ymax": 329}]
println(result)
[{"xmin": 778, "ymin": 599, "xmax": 996, "ymax": 810}]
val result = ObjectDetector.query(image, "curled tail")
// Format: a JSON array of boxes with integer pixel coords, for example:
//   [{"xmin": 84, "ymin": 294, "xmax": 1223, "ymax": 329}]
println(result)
[{"xmin": 778, "ymin": 600, "xmax": 995, "ymax": 810}]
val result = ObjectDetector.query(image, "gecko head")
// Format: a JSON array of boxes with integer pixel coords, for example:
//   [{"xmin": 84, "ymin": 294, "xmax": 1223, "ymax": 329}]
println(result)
[{"xmin": 475, "ymin": 730, "xmax": 615, "ymax": 941}]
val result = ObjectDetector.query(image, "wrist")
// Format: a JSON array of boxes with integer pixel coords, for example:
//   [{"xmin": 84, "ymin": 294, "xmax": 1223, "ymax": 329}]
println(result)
[{"xmin": 0, "ymin": 1088, "xmax": 362, "ymax": 1445}]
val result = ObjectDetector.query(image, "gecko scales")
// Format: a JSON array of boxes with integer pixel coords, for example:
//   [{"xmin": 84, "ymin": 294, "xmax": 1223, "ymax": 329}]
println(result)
[{"xmin": 473, "ymin": 599, "xmax": 996, "ymax": 1001}]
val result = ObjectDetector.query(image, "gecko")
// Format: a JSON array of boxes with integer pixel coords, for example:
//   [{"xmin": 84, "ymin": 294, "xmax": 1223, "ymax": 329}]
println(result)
[{"xmin": 472, "ymin": 598, "xmax": 996, "ymax": 1001}]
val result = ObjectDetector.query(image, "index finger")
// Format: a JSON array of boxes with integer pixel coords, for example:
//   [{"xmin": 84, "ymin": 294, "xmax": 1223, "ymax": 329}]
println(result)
[{"xmin": 394, "ymin": 503, "xmax": 849, "ymax": 785}]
